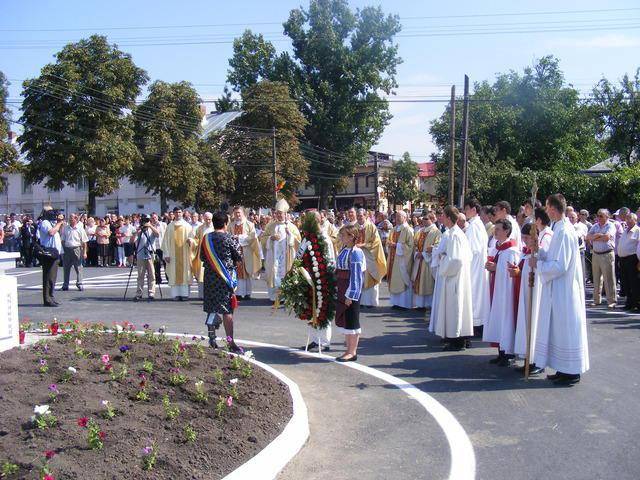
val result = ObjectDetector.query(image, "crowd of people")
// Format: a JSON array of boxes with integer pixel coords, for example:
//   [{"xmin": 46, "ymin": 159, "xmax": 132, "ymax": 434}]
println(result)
[{"xmin": 2, "ymin": 195, "xmax": 638, "ymax": 378}]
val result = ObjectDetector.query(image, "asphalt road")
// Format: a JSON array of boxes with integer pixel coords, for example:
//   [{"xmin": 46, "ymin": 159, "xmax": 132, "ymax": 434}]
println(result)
[{"xmin": 9, "ymin": 266, "xmax": 640, "ymax": 480}]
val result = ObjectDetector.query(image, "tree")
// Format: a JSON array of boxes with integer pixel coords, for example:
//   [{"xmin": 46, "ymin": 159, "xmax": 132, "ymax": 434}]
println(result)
[
  {"xmin": 226, "ymin": 0, "xmax": 402, "ymax": 208},
  {"xmin": 0, "ymin": 71, "xmax": 18, "ymax": 189},
  {"xmin": 429, "ymin": 56, "xmax": 604, "ymax": 207},
  {"xmin": 591, "ymin": 69, "xmax": 640, "ymax": 165},
  {"xmin": 380, "ymin": 152, "xmax": 419, "ymax": 210},
  {"xmin": 215, "ymin": 86, "xmax": 240, "ymax": 113},
  {"xmin": 19, "ymin": 35, "xmax": 148, "ymax": 214},
  {"xmin": 209, "ymin": 81, "xmax": 308, "ymax": 209},
  {"xmin": 195, "ymin": 140, "xmax": 235, "ymax": 212},
  {"xmin": 132, "ymin": 80, "xmax": 208, "ymax": 212}
]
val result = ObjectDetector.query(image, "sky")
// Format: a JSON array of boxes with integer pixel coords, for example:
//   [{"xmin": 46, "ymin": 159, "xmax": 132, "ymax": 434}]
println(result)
[{"xmin": 2, "ymin": 0, "xmax": 639, "ymax": 162}]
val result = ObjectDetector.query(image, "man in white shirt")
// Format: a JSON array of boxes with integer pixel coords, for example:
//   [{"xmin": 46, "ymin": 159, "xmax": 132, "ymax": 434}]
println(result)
[
  {"xmin": 150, "ymin": 213, "xmax": 167, "ymax": 285},
  {"xmin": 618, "ymin": 213, "xmax": 640, "ymax": 312},
  {"xmin": 568, "ymin": 210, "xmax": 588, "ymax": 285},
  {"xmin": 61, "ymin": 213, "xmax": 88, "ymax": 291}
]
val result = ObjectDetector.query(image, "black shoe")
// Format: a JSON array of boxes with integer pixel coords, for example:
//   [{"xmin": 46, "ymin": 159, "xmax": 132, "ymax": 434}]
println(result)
[
  {"xmin": 529, "ymin": 366, "xmax": 545, "ymax": 375},
  {"xmin": 546, "ymin": 372, "xmax": 562, "ymax": 381},
  {"xmin": 553, "ymin": 373, "xmax": 580, "ymax": 385},
  {"xmin": 133, "ymin": 296, "xmax": 141, "ymax": 302},
  {"xmin": 464, "ymin": 339, "xmax": 472, "ymax": 348},
  {"xmin": 77, "ymin": 284, "xmax": 83, "ymax": 291},
  {"xmin": 148, "ymin": 296, "xmax": 155, "ymax": 302},
  {"xmin": 336, "ymin": 355, "xmax": 358, "ymax": 362},
  {"xmin": 443, "ymin": 344, "xmax": 465, "ymax": 352},
  {"xmin": 243, "ymin": 295, "xmax": 251, "ymax": 300},
  {"xmin": 319, "ymin": 345, "xmax": 331, "ymax": 352},
  {"xmin": 61, "ymin": 286, "xmax": 69, "ymax": 291},
  {"xmin": 497, "ymin": 356, "xmax": 511, "ymax": 367},
  {"xmin": 44, "ymin": 302, "xmax": 58, "ymax": 307},
  {"xmin": 302, "ymin": 342, "xmax": 319, "ymax": 351},
  {"xmin": 208, "ymin": 333, "xmax": 218, "ymax": 349}
]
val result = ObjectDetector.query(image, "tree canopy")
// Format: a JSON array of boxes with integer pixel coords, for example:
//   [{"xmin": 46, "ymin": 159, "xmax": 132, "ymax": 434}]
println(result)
[
  {"xmin": 380, "ymin": 152, "xmax": 419, "ymax": 210},
  {"xmin": 0, "ymin": 71, "xmax": 19, "ymax": 189},
  {"xmin": 226, "ymin": 0, "xmax": 402, "ymax": 208},
  {"xmin": 209, "ymin": 81, "xmax": 307, "ymax": 209},
  {"xmin": 19, "ymin": 35, "xmax": 148, "ymax": 214}
]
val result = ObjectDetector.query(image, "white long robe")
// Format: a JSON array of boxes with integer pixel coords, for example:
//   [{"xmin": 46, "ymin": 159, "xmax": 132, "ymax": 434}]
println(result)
[
  {"xmin": 433, "ymin": 225, "xmax": 474, "ymax": 339},
  {"xmin": 533, "ymin": 218, "xmax": 589, "ymax": 375},
  {"xmin": 266, "ymin": 222, "xmax": 298, "ymax": 301},
  {"xmin": 514, "ymin": 227, "xmax": 553, "ymax": 358},
  {"xmin": 483, "ymin": 243, "xmax": 521, "ymax": 354},
  {"xmin": 161, "ymin": 219, "xmax": 194, "ymax": 298},
  {"xmin": 429, "ymin": 228, "xmax": 450, "ymax": 333},
  {"xmin": 465, "ymin": 216, "xmax": 490, "ymax": 327}
]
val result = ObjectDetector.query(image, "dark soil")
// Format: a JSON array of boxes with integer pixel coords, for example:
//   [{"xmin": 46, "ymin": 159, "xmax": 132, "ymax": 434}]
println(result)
[{"xmin": 0, "ymin": 331, "xmax": 292, "ymax": 479}]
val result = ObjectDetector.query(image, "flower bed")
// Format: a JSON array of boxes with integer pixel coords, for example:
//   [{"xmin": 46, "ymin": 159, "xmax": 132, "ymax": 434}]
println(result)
[{"xmin": 0, "ymin": 324, "xmax": 292, "ymax": 479}]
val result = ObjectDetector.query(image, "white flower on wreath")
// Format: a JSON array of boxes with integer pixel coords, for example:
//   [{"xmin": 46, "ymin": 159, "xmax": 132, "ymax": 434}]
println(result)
[
  {"xmin": 312, "ymin": 266, "xmax": 319, "ymax": 273},
  {"xmin": 307, "ymin": 245, "xmax": 313, "ymax": 251}
]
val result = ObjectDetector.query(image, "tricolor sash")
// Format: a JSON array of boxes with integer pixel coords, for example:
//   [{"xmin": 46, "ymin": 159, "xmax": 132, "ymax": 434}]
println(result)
[{"xmin": 201, "ymin": 233, "xmax": 238, "ymax": 290}]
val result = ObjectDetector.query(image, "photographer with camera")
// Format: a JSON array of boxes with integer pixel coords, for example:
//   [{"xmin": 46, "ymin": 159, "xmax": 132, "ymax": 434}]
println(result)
[
  {"xmin": 132, "ymin": 214, "xmax": 159, "ymax": 301},
  {"xmin": 36, "ymin": 207, "xmax": 64, "ymax": 307}
]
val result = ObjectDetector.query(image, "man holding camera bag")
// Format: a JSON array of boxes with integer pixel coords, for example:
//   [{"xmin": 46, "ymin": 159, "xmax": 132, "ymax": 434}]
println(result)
[
  {"xmin": 133, "ymin": 215, "xmax": 159, "ymax": 302},
  {"xmin": 37, "ymin": 206, "xmax": 64, "ymax": 307}
]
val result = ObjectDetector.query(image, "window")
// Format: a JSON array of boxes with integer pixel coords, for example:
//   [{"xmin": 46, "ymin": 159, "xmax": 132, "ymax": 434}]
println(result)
[
  {"xmin": 76, "ymin": 177, "xmax": 89, "ymax": 192},
  {"xmin": 365, "ymin": 175, "xmax": 370, "ymax": 188},
  {"xmin": 22, "ymin": 177, "xmax": 32, "ymax": 194}
]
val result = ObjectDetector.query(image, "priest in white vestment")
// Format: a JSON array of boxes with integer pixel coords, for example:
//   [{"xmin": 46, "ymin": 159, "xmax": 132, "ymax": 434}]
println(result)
[
  {"xmin": 388, "ymin": 211, "xmax": 414, "ymax": 309},
  {"xmin": 464, "ymin": 199, "xmax": 490, "ymax": 334},
  {"xmin": 262, "ymin": 199, "xmax": 301, "ymax": 303},
  {"xmin": 161, "ymin": 207, "xmax": 194, "ymax": 300},
  {"xmin": 483, "ymin": 218, "xmax": 521, "ymax": 365},
  {"xmin": 229, "ymin": 206, "xmax": 262, "ymax": 299},
  {"xmin": 532, "ymin": 194, "xmax": 589, "ymax": 385},
  {"xmin": 355, "ymin": 209, "xmax": 387, "ymax": 307},
  {"xmin": 428, "ymin": 226, "xmax": 450, "ymax": 333},
  {"xmin": 432, "ymin": 206, "xmax": 474, "ymax": 350},
  {"xmin": 412, "ymin": 213, "xmax": 441, "ymax": 309}
]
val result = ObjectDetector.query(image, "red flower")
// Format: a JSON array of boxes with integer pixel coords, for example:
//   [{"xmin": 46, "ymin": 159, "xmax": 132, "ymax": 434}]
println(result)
[
  {"xmin": 44, "ymin": 476, "xmax": 54, "ymax": 480},
  {"xmin": 105, "ymin": 364, "xmax": 113, "ymax": 371},
  {"xmin": 77, "ymin": 417, "xmax": 88, "ymax": 427},
  {"xmin": 98, "ymin": 431, "xmax": 106, "ymax": 440},
  {"xmin": 44, "ymin": 450, "xmax": 56, "ymax": 459}
]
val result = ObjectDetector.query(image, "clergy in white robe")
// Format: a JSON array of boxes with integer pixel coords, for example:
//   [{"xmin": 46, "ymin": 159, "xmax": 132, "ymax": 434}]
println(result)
[
  {"xmin": 412, "ymin": 214, "xmax": 441, "ymax": 309},
  {"xmin": 229, "ymin": 206, "xmax": 262, "ymax": 299},
  {"xmin": 192, "ymin": 212, "xmax": 215, "ymax": 299},
  {"xmin": 353, "ymin": 209, "xmax": 387, "ymax": 307},
  {"xmin": 463, "ymin": 200, "xmax": 490, "ymax": 330},
  {"xmin": 483, "ymin": 218, "xmax": 521, "ymax": 363},
  {"xmin": 262, "ymin": 199, "xmax": 301, "ymax": 303},
  {"xmin": 432, "ymin": 207, "xmax": 474, "ymax": 349},
  {"xmin": 161, "ymin": 207, "xmax": 194, "ymax": 300},
  {"xmin": 532, "ymin": 194, "xmax": 589, "ymax": 383},
  {"xmin": 493, "ymin": 200, "xmax": 522, "ymax": 250},
  {"xmin": 428, "ymin": 227, "xmax": 450, "ymax": 333},
  {"xmin": 388, "ymin": 211, "xmax": 414, "ymax": 309}
]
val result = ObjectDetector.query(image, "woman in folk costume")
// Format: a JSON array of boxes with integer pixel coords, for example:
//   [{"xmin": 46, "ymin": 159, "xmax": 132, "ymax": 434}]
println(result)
[
  {"xmin": 200, "ymin": 211, "xmax": 242, "ymax": 353},
  {"xmin": 261, "ymin": 199, "xmax": 301, "ymax": 304},
  {"xmin": 191, "ymin": 212, "xmax": 214, "ymax": 299},
  {"xmin": 432, "ymin": 206, "xmax": 474, "ymax": 350},
  {"xmin": 483, "ymin": 218, "xmax": 522, "ymax": 366},
  {"xmin": 335, "ymin": 224, "xmax": 366, "ymax": 362},
  {"xmin": 161, "ymin": 207, "xmax": 195, "ymax": 301},
  {"xmin": 228, "ymin": 206, "xmax": 262, "ymax": 300},
  {"xmin": 387, "ymin": 210, "xmax": 415, "ymax": 309},
  {"xmin": 354, "ymin": 208, "xmax": 387, "ymax": 307},
  {"xmin": 412, "ymin": 212, "xmax": 441, "ymax": 309}
]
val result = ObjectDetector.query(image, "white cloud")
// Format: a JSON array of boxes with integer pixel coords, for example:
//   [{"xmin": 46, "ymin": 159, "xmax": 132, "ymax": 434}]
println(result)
[{"xmin": 549, "ymin": 34, "xmax": 640, "ymax": 49}]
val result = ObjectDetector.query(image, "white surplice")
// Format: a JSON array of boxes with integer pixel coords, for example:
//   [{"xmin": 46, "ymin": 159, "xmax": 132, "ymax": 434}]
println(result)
[
  {"xmin": 433, "ymin": 225, "xmax": 474, "ymax": 339},
  {"xmin": 483, "ymin": 242, "xmax": 521, "ymax": 354},
  {"xmin": 533, "ymin": 218, "xmax": 589, "ymax": 375},
  {"xmin": 267, "ymin": 223, "xmax": 295, "ymax": 301},
  {"xmin": 465, "ymin": 215, "xmax": 490, "ymax": 327},
  {"xmin": 428, "ymin": 228, "xmax": 450, "ymax": 333}
]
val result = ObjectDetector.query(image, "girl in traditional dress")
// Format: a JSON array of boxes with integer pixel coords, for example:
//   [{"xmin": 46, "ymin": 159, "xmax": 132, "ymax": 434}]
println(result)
[{"xmin": 335, "ymin": 224, "xmax": 366, "ymax": 362}]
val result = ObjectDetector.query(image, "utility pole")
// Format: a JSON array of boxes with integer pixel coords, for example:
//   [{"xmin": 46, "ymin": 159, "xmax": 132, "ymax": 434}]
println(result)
[
  {"xmin": 458, "ymin": 75, "xmax": 470, "ymax": 208},
  {"xmin": 448, "ymin": 85, "xmax": 456, "ymax": 206},
  {"xmin": 374, "ymin": 152, "xmax": 379, "ymax": 212},
  {"xmin": 272, "ymin": 127, "xmax": 278, "ymax": 205}
]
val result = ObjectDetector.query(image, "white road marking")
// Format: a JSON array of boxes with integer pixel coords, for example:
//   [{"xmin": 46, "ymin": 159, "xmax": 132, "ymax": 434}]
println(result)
[{"xmin": 165, "ymin": 331, "xmax": 476, "ymax": 480}]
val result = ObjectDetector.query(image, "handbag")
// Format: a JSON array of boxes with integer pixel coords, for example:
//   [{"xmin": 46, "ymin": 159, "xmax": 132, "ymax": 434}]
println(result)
[{"xmin": 33, "ymin": 242, "xmax": 59, "ymax": 261}]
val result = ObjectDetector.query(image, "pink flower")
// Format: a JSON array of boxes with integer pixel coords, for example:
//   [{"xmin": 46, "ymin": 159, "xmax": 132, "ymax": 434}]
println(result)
[
  {"xmin": 44, "ymin": 475, "xmax": 54, "ymax": 480},
  {"xmin": 101, "ymin": 354, "xmax": 110, "ymax": 364},
  {"xmin": 77, "ymin": 417, "xmax": 88, "ymax": 427},
  {"xmin": 226, "ymin": 396, "xmax": 233, "ymax": 407}
]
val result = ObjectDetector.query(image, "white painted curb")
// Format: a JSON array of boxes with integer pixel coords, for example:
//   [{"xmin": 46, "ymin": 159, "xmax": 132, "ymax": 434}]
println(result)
[{"xmin": 221, "ymin": 355, "xmax": 309, "ymax": 480}]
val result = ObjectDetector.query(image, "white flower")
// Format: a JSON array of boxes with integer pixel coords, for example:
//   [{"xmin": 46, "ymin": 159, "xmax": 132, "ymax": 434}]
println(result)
[
  {"xmin": 229, "ymin": 378, "xmax": 238, "ymax": 385},
  {"xmin": 243, "ymin": 350, "xmax": 254, "ymax": 359},
  {"xmin": 68, "ymin": 366, "xmax": 77, "ymax": 374},
  {"xmin": 312, "ymin": 266, "xmax": 319, "ymax": 273},
  {"xmin": 307, "ymin": 245, "xmax": 313, "ymax": 251},
  {"xmin": 101, "ymin": 400, "xmax": 110, "ymax": 407},
  {"xmin": 195, "ymin": 380, "xmax": 204, "ymax": 388},
  {"xmin": 30, "ymin": 415, "xmax": 36, "ymax": 422},
  {"xmin": 34, "ymin": 405, "xmax": 50, "ymax": 416},
  {"xmin": 315, "ymin": 272, "xmax": 320, "ymax": 279},
  {"xmin": 115, "ymin": 324, "xmax": 123, "ymax": 333}
]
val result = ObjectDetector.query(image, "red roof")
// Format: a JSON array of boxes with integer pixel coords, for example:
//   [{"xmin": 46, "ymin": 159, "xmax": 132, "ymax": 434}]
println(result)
[{"xmin": 417, "ymin": 162, "xmax": 436, "ymax": 178}]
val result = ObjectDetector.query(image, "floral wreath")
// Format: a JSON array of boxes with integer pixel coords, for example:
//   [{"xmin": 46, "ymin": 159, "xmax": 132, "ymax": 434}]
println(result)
[{"xmin": 280, "ymin": 213, "xmax": 336, "ymax": 329}]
